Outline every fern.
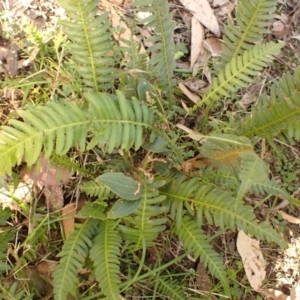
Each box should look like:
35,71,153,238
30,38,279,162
175,215,230,295
219,0,278,69
0,91,154,175
119,180,167,251
193,42,284,113
133,0,176,103
237,152,290,203
58,0,116,91
90,219,122,299
79,180,111,199
235,66,300,140
163,178,286,248
155,276,186,300
53,218,99,300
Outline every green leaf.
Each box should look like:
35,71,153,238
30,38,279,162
97,172,144,200
108,199,142,219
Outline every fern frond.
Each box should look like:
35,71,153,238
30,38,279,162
53,219,99,300
79,180,111,199
0,91,154,175
119,180,167,251
0,101,88,174
237,152,290,203
133,0,175,103
90,219,122,300
199,134,253,169
155,276,186,300
163,179,285,247
235,66,300,140
175,215,229,294
219,0,277,69
76,199,107,220
58,0,116,91
193,42,284,112
0,228,15,271
85,90,154,153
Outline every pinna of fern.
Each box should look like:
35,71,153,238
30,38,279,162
58,0,117,92
219,0,278,69
0,91,154,175
133,0,176,104
235,65,300,141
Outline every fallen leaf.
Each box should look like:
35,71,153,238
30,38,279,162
272,20,291,39
237,230,266,291
195,262,214,296
44,185,64,212
179,0,220,37
183,79,207,92
278,210,300,224
258,288,289,300
26,156,72,188
176,124,205,141
62,203,76,240
178,82,199,104
213,0,229,6
190,16,204,67
203,37,224,56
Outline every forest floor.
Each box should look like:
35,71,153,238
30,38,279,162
1,0,300,299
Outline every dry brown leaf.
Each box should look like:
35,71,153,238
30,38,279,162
278,210,300,224
213,0,228,5
176,124,205,141
62,203,76,240
178,82,199,104
26,156,72,188
203,37,224,56
36,260,58,280
258,288,289,300
195,262,215,296
44,185,64,212
272,20,291,39
190,16,204,67
237,230,266,291
179,0,220,37
183,79,207,92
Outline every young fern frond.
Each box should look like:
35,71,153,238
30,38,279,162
119,180,167,251
0,91,154,175
199,134,254,169
53,219,99,300
175,215,230,295
90,219,122,300
58,0,116,91
133,0,176,103
193,42,284,112
235,66,300,140
155,276,186,300
219,0,277,69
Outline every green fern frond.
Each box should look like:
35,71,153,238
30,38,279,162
237,152,290,203
53,219,99,300
119,180,167,251
76,199,107,220
163,179,285,247
175,215,229,295
193,42,284,113
90,219,122,300
79,181,111,199
235,66,300,140
58,0,116,91
133,0,175,103
219,0,277,69
0,91,154,175
155,276,186,300
0,228,15,271
85,91,154,153
0,101,88,174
